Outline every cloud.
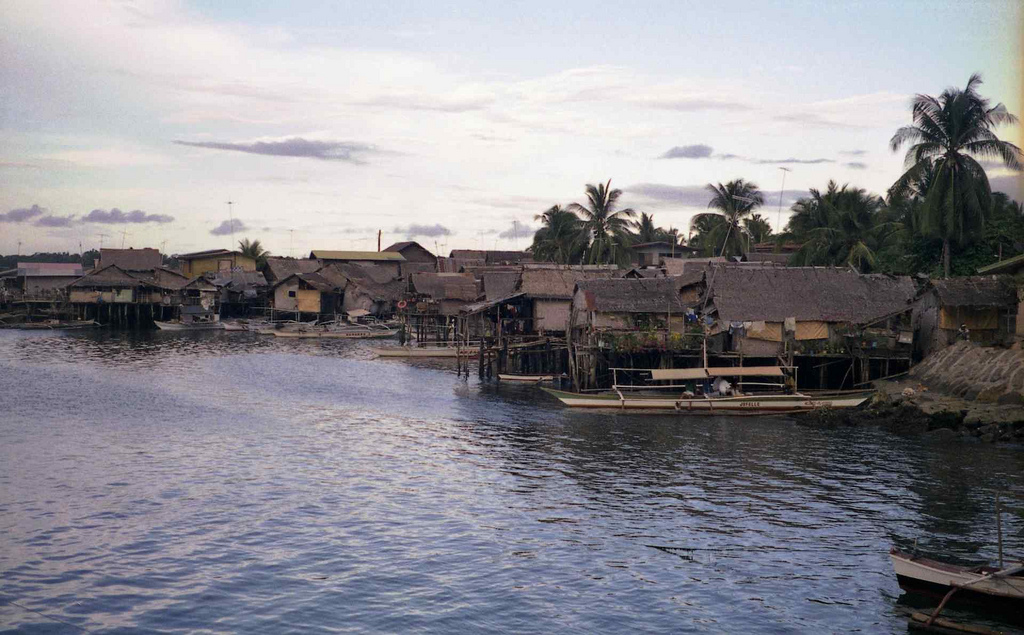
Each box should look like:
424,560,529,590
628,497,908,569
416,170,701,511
354,93,494,113
0,204,47,223
754,157,834,165
174,137,377,163
626,183,714,207
773,113,864,129
35,215,75,227
709,152,833,164
844,162,868,170
0,161,40,169
394,223,451,238
639,98,752,112
660,144,714,159
498,224,537,239
627,183,802,209
840,149,867,156
990,175,1024,201
83,208,174,224
210,219,248,236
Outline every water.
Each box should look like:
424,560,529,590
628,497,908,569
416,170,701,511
1,330,1022,634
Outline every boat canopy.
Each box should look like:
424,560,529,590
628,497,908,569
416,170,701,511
649,366,786,380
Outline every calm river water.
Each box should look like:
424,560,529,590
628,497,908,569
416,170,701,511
1,330,1022,633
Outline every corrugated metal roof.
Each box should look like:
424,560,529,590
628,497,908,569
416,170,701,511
310,250,406,262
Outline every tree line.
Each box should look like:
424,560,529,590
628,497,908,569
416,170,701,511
530,74,1022,277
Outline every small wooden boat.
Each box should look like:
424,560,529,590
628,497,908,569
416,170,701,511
8,319,99,330
541,365,872,414
273,326,398,339
154,320,225,331
373,345,478,358
891,549,1024,608
498,374,561,383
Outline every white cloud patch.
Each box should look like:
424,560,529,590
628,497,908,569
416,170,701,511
393,223,452,238
84,208,174,224
211,219,248,236
174,138,377,163
35,215,75,227
0,204,47,223
660,144,714,159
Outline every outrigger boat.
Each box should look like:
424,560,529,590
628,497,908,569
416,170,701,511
498,373,564,383
373,343,479,358
891,549,1024,608
273,323,398,339
541,365,873,415
154,320,224,331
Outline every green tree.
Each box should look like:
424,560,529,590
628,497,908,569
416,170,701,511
890,73,1022,277
567,180,637,265
743,213,773,244
688,180,765,257
530,205,584,264
787,181,896,272
238,238,270,268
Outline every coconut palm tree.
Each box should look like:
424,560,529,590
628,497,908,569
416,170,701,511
890,73,1022,277
238,238,270,268
530,205,584,264
787,181,896,272
632,212,660,244
567,180,637,265
743,213,773,244
688,180,765,257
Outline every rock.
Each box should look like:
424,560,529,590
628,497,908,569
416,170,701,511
979,423,1000,436
923,427,958,442
963,413,984,427
980,433,998,443
976,385,1008,403
996,391,1024,406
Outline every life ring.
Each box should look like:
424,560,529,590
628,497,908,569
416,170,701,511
397,300,408,309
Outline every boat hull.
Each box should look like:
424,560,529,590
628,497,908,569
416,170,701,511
890,550,1024,604
499,374,558,383
273,329,398,339
540,387,872,414
373,347,476,358
154,321,224,331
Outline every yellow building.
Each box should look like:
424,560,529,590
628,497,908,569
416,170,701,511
177,249,257,277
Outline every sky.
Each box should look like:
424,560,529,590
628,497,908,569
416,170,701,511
1,0,1022,257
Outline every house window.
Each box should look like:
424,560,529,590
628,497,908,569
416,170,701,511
288,290,296,298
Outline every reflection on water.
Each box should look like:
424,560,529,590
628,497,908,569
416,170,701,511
1,330,1022,633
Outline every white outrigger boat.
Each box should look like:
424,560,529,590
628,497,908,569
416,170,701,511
154,320,224,331
273,323,398,339
373,343,479,358
541,365,872,415
498,373,563,383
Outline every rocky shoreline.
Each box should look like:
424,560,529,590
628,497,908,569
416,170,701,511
806,342,1024,443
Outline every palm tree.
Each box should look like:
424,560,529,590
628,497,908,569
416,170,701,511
238,238,270,268
632,212,660,243
688,180,765,257
787,181,894,272
567,180,637,265
530,205,584,264
890,73,1022,277
743,213,773,244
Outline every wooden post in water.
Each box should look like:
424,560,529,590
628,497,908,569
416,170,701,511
997,492,1004,568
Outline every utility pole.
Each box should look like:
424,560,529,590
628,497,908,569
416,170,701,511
98,233,108,250
777,167,791,234
289,229,294,258
120,228,130,248
17,240,22,256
